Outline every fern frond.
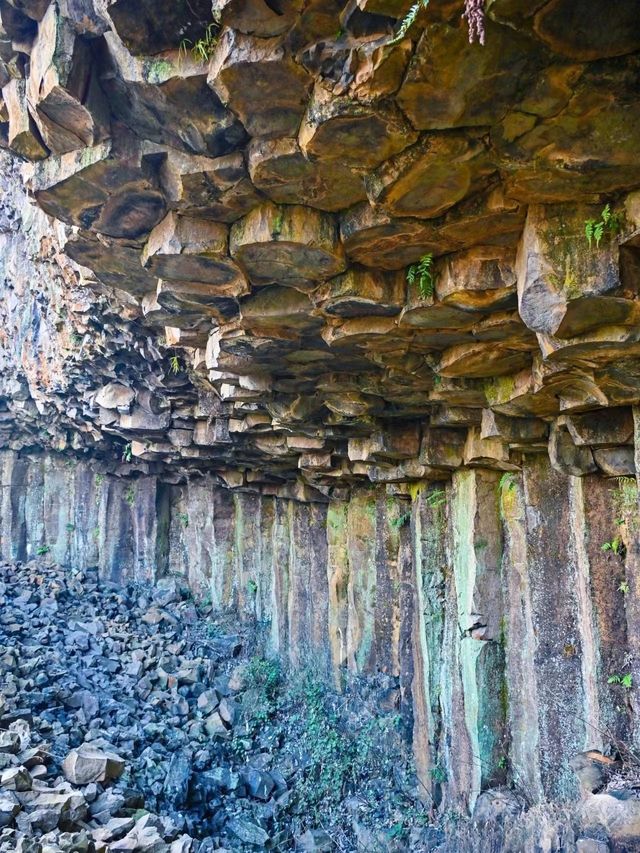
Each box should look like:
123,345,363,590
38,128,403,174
584,219,595,248
390,0,429,44
594,221,604,248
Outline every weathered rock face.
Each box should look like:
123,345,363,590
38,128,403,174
4,446,640,845
2,0,640,843
1,0,640,493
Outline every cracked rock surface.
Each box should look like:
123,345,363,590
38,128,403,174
0,560,424,852
0,1,639,499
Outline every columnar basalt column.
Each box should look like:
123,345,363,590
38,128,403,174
445,469,506,810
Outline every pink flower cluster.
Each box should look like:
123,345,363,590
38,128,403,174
463,0,486,45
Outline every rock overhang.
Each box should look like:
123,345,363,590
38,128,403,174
1,0,640,499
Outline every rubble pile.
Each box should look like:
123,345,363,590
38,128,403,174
0,560,421,852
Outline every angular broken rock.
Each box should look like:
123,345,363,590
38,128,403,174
0,766,31,791
208,29,311,139
581,792,640,844
62,746,125,786
95,382,135,411
0,731,21,755
227,817,269,847
163,751,192,809
570,751,619,794
0,791,19,828
230,201,346,289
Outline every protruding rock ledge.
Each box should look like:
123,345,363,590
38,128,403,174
230,202,346,289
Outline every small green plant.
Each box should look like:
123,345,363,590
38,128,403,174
93,526,100,541
497,755,507,770
602,537,623,556
122,443,133,463
247,578,258,595
244,656,281,723
95,473,105,487
615,477,638,516
407,253,436,299
431,764,447,784
178,512,189,529
391,511,411,530
585,204,623,250
179,21,218,65
124,485,135,507
36,545,51,556
426,488,446,509
390,0,430,44
619,580,630,595
608,673,633,689
65,522,75,532
169,355,181,375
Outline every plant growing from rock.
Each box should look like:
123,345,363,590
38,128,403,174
391,0,486,45
122,443,133,463
179,21,219,64
426,487,446,509
244,656,281,723
431,764,447,783
169,355,181,374
407,253,436,299
391,511,411,529
584,204,623,250
499,472,517,492
36,545,50,556
608,673,633,689
614,477,638,518
390,0,429,43
602,536,624,557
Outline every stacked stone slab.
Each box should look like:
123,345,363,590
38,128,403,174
1,0,640,499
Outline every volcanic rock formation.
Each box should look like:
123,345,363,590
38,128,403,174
2,1,640,849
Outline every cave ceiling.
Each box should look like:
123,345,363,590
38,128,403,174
1,0,640,499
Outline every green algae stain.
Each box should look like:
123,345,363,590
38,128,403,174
484,374,516,406
499,478,518,522
408,481,426,502
452,471,476,630
143,57,175,84
271,209,284,239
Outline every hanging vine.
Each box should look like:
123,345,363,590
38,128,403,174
391,0,486,45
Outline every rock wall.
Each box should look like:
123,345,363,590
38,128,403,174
2,0,640,836
3,447,639,816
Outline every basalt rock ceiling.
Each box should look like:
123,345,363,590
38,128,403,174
2,0,640,500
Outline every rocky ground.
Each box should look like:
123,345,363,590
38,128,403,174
0,561,432,852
